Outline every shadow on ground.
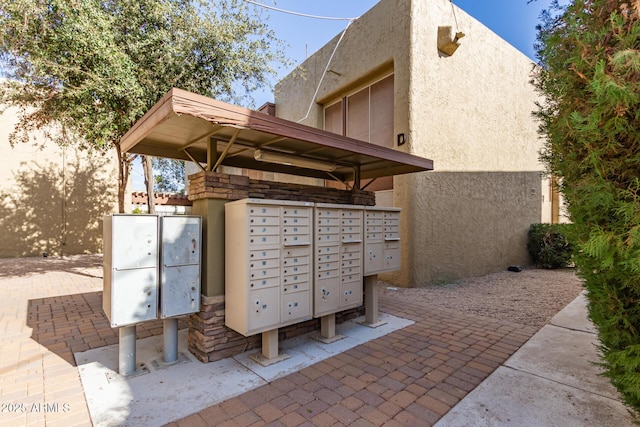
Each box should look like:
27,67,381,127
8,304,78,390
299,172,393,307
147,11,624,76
26,291,189,366
0,254,104,278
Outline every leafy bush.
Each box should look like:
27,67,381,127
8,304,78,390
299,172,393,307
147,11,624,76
534,0,640,415
528,223,573,269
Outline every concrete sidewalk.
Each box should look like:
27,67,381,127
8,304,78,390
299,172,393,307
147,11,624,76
435,292,634,427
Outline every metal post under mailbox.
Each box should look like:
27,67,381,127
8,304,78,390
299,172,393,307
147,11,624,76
159,215,202,364
103,214,160,376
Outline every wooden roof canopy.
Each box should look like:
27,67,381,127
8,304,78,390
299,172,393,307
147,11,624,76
120,88,434,188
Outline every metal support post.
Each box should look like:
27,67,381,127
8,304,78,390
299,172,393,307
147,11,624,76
262,329,279,360
119,325,136,376
365,275,378,324
362,275,387,328
249,328,290,366
321,314,336,339
163,318,179,364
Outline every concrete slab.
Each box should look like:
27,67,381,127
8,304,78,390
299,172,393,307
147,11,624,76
549,291,597,334
234,313,413,382
434,366,634,427
75,312,413,427
505,325,616,399
76,329,265,427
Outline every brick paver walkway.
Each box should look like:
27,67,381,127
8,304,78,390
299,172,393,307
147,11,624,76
0,256,537,427
169,298,537,427
0,256,185,427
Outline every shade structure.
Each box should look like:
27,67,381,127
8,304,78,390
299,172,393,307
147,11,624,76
120,88,434,185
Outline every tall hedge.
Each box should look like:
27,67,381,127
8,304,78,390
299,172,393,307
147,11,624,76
533,0,640,413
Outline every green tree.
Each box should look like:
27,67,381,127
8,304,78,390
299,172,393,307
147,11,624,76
153,157,185,194
533,0,640,413
0,0,286,212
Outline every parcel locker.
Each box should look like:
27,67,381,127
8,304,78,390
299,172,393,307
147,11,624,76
364,207,402,275
103,214,159,327
225,199,313,336
313,204,364,317
160,215,202,319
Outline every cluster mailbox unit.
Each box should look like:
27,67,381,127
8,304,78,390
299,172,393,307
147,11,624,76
314,203,364,317
224,199,314,336
103,214,202,375
364,207,401,275
225,199,402,362
160,216,202,319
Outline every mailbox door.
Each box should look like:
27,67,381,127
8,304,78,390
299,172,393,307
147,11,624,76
162,216,201,267
160,264,200,318
248,288,280,332
365,242,384,274
314,279,340,316
282,291,311,322
110,267,158,327
341,280,362,308
111,215,158,270
384,241,401,271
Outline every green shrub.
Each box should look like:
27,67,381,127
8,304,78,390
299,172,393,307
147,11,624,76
527,223,573,269
534,0,640,415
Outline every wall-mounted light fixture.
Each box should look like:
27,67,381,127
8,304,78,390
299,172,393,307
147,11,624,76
438,26,465,56
254,150,337,172
397,133,406,146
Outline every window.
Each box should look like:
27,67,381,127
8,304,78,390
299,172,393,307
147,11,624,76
324,74,394,191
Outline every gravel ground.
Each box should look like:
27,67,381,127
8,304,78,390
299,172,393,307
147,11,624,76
378,268,584,328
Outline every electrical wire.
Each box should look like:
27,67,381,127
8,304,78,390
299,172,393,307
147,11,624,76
242,0,359,21
296,19,353,123
240,1,360,123
450,0,459,31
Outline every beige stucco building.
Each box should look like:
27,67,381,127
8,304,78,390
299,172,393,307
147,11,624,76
275,0,556,286
0,104,120,258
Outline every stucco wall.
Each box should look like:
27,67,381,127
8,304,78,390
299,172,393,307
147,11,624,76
275,0,546,286
394,0,545,285
392,172,541,285
408,1,541,172
0,104,120,258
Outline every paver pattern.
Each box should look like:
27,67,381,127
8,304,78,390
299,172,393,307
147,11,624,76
168,298,537,426
0,256,537,427
0,256,185,427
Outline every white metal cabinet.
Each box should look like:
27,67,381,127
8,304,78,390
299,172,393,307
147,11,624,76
313,204,364,317
103,214,159,327
225,199,313,336
364,207,402,275
160,216,202,318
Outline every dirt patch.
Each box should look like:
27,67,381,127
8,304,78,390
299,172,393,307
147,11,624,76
378,268,584,328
